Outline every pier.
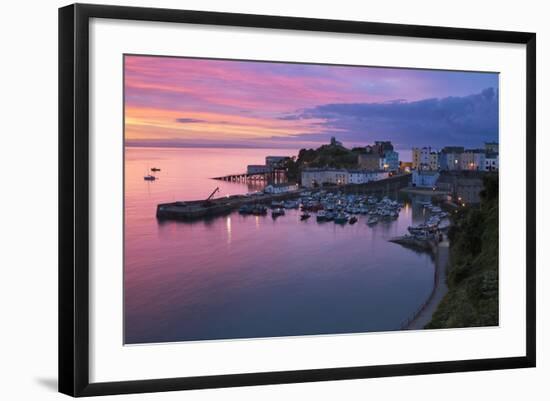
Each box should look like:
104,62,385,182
156,190,302,221
212,168,286,182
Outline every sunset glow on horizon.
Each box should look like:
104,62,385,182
124,55,499,151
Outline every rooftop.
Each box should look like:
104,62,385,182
302,167,348,172
347,169,387,174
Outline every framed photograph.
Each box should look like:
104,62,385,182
59,3,536,397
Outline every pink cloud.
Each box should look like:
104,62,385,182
124,55,498,146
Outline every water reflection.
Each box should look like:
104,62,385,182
225,216,232,245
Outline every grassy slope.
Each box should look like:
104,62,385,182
426,175,499,329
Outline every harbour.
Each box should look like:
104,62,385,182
156,173,411,221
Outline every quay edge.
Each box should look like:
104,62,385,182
156,191,302,221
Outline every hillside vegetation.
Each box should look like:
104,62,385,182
286,144,363,181
426,174,499,329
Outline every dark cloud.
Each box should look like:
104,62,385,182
278,88,498,149
278,114,302,121
175,117,205,123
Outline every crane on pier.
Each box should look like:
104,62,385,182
202,187,220,206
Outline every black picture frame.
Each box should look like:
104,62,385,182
59,3,536,397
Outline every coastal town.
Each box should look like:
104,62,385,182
207,136,498,204
156,137,498,218
156,136,498,248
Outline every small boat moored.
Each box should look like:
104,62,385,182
316,211,327,222
271,208,285,218
334,213,349,224
251,205,268,215
239,205,253,214
283,200,299,209
367,216,378,226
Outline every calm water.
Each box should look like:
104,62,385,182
124,147,434,344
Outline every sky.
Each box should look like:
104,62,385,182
124,55,499,157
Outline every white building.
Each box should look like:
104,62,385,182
412,147,433,170
438,146,464,171
412,170,440,188
301,168,388,188
301,169,349,188
430,151,439,171
460,149,486,171
380,150,399,172
264,183,298,194
484,154,499,171
347,170,389,184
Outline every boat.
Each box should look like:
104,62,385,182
251,205,267,215
239,205,253,214
407,224,438,235
144,175,156,181
300,212,311,220
283,200,299,209
334,213,349,224
316,211,327,222
349,216,358,224
271,208,285,218
302,202,323,212
151,167,161,172
426,217,440,227
367,216,378,226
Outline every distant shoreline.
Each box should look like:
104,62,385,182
125,143,302,150
124,143,414,162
